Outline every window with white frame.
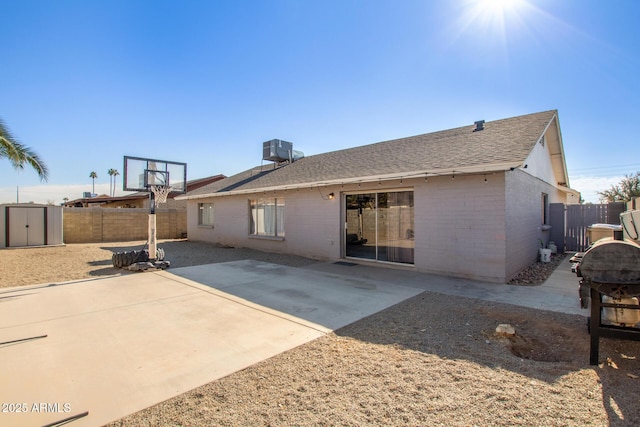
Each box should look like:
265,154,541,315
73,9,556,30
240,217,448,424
198,202,214,227
541,193,549,225
249,198,285,237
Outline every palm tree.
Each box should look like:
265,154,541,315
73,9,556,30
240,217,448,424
112,169,120,196
0,118,49,181
108,168,115,197
89,171,97,195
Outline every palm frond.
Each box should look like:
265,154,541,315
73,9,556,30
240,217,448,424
0,118,49,181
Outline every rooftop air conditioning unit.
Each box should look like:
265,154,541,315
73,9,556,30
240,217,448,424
263,139,304,163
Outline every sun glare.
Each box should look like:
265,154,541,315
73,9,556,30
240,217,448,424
474,0,526,25
440,0,533,73
453,0,529,44
483,0,517,14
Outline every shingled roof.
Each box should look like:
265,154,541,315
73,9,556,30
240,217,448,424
180,110,560,199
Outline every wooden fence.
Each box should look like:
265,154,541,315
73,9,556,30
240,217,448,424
559,202,625,252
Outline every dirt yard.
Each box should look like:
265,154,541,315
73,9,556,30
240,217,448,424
2,241,640,426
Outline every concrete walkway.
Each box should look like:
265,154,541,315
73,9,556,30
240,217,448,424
0,255,582,427
304,254,585,316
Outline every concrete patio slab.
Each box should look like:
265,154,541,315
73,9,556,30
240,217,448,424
302,254,585,316
169,259,425,330
0,260,424,427
0,255,584,427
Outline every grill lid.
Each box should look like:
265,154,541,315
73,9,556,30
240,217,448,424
578,239,640,297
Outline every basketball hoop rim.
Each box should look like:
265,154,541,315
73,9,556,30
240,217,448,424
150,184,173,204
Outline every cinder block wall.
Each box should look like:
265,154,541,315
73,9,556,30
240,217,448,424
504,169,567,280
63,208,186,243
414,173,507,283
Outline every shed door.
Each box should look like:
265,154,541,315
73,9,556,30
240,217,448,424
9,207,46,247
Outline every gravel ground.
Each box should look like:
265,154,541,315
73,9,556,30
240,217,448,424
508,253,567,286
0,240,318,289
2,241,640,426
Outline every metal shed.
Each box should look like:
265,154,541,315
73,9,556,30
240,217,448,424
0,204,63,248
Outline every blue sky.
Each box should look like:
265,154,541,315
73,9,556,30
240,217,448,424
1,0,639,204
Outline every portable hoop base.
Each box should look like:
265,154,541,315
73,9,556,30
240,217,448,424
129,211,170,270
125,259,170,271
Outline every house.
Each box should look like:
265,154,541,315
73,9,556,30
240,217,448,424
64,175,226,209
177,110,579,283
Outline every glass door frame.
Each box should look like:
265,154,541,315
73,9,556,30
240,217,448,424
342,187,415,266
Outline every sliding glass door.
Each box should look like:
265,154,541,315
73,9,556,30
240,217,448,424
345,193,377,260
345,191,414,264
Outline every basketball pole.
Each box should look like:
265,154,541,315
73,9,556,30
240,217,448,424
148,191,157,260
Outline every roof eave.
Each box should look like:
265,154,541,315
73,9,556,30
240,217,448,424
547,112,571,188
176,161,524,200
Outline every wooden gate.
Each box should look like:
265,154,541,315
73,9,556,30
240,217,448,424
560,202,625,252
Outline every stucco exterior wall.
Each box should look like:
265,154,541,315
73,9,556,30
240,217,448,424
504,169,567,280
524,135,556,185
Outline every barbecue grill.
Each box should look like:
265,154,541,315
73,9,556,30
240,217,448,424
576,238,640,365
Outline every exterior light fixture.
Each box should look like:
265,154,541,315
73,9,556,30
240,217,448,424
328,193,334,200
